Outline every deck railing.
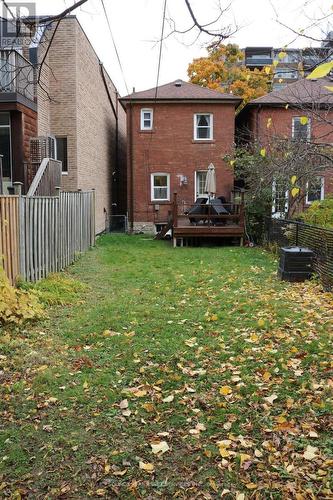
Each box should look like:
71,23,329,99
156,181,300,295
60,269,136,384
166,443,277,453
27,158,62,197
0,49,36,100
172,191,245,228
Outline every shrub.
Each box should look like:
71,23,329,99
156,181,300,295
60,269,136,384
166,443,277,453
300,196,333,229
0,267,44,325
20,273,88,306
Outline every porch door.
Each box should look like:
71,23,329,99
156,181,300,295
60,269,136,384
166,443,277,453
195,170,208,200
272,180,289,218
0,112,12,194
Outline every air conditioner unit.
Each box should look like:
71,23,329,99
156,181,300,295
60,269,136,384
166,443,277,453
30,135,57,164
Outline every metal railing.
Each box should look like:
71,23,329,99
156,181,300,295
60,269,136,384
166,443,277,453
0,49,36,100
265,217,333,290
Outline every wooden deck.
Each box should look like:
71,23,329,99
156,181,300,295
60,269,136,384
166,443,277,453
157,191,245,246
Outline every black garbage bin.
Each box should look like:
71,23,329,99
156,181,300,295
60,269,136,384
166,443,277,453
278,246,314,282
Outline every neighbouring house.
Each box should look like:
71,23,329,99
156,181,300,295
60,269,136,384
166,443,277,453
0,16,126,233
243,40,333,90
120,79,242,234
237,76,333,216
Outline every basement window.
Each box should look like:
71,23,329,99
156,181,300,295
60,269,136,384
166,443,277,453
292,117,311,141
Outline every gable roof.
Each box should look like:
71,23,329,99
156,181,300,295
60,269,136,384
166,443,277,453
120,80,242,105
247,77,333,107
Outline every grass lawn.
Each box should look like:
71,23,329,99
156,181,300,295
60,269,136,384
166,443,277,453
0,234,332,499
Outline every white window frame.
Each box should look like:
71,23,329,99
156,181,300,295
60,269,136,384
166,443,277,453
272,179,289,218
151,173,170,201
140,108,153,130
194,113,213,141
194,170,208,199
292,116,311,141
306,177,324,204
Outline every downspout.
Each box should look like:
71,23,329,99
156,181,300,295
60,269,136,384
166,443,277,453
129,101,134,232
99,63,119,212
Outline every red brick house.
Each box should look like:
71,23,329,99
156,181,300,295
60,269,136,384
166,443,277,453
237,77,333,215
120,80,241,233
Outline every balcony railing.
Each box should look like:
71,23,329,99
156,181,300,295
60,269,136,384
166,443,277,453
0,49,36,101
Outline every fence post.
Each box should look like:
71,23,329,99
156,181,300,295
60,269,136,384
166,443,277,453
173,192,178,228
91,188,96,246
13,181,23,196
295,222,299,246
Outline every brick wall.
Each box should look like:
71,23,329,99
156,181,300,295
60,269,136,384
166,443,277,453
36,17,126,234
243,107,333,198
126,102,236,230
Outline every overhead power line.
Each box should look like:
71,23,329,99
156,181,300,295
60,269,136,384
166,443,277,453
100,0,130,96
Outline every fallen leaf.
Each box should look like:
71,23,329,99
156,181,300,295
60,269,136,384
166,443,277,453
151,441,169,454
264,394,278,405
219,386,232,396
139,461,155,473
303,445,318,460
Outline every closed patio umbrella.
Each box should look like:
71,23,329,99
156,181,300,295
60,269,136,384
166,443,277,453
204,163,216,201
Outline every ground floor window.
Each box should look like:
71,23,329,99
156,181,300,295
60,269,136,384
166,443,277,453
195,170,208,199
151,173,170,201
56,136,68,172
306,177,324,204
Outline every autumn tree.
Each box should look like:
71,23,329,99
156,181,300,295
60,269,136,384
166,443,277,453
187,43,270,107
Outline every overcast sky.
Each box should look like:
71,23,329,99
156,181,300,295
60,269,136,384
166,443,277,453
28,0,333,95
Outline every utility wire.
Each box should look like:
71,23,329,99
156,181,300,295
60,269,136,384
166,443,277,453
154,0,168,98
100,0,130,96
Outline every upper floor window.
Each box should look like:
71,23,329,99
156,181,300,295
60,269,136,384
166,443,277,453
194,113,213,140
292,116,311,141
141,108,153,130
151,173,170,201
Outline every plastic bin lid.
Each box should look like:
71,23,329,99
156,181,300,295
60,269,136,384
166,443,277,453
281,246,313,253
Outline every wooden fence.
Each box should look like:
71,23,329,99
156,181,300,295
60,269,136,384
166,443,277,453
0,196,20,283
0,191,95,284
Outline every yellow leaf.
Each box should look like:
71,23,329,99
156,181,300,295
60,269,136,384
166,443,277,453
219,386,232,396
139,461,155,473
273,60,279,67
209,478,218,492
300,116,308,125
325,86,333,92
291,187,300,198
266,117,272,129
249,333,259,343
262,371,271,382
134,389,147,397
239,453,251,466
246,482,258,489
278,51,287,60
211,314,218,321
257,318,265,328
95,489,106,497
264,66,271,74
291,175,297,185
104,464,111,474
303,445,318,460
229,160,235,166
151,441,169,454
113,469,127,476
83,380,89,389
306,61,333,79
219,446,230,458
260,148,266,157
